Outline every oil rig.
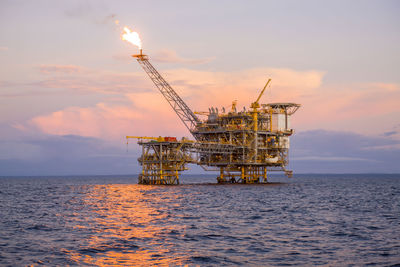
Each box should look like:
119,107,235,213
127,50,300,185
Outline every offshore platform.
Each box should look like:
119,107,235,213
127,50,300,185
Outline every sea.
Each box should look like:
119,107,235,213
0,174,399,266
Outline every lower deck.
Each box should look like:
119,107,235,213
136,140,292,185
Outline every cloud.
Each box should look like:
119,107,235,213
3,129,399,176
162,67,323,104
2,65,150,97
0,46,8,51
290,130,400,173
0,141,43,161
29,65,400,136
152,49,215,65
32,66,152,95
383,130,398,137
38,64,83,74
26,66,323,140
31,102,143,139
287,82,400,135
11,62,399,145
29,92,186,140
0,80,70,98
381,124,400,138
0,135,139,176
362,144,400,151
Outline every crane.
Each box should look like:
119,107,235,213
132,50,200,135
250,78,271,110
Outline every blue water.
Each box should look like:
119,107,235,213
0,174,399,266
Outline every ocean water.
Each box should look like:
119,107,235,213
0,174,399,266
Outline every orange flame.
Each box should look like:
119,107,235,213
121,26,142,50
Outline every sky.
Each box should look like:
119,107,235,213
0,0,399,175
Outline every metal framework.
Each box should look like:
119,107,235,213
136,139,195,185
128,51,300,185
133,51,200,133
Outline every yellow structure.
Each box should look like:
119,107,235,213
127,52,300,184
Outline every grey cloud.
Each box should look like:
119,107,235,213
1,129,399,176
0,135,139,176
383,130,398,137
290,130,400,173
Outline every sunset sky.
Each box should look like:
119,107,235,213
0,0,399,175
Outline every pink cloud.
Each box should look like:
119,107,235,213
28,67,324,140
39,64,83,74
30,92,187,140
28,65,399,140
291,82,400,134
32,102,141,139
160,67,324,112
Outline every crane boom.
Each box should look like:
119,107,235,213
255,78,271,104
132,52,200,133
250,78,271,110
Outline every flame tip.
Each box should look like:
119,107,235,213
121,25,142,50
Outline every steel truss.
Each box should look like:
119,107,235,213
130,53,300,185
134,54,200,133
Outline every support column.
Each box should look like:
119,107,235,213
159,144,163,184
263,167,267,183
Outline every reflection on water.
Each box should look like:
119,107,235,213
1,175,399,266
65,185,185,266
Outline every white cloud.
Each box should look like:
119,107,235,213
361,144,400,151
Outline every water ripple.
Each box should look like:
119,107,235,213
0,174,399,266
